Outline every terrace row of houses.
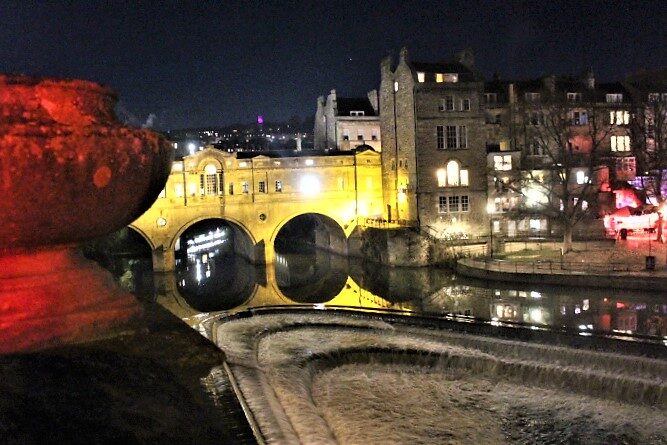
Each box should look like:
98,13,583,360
314,47,667,243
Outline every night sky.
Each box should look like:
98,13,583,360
2,1,665,130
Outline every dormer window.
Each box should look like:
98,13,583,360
350,111,365,116
435,73,458,83
417,72,425,83
567,92,582,102
606,94,623,103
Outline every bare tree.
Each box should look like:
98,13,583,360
503,100,615,253
630,96,667,206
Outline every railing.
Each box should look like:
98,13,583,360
465,257,646,274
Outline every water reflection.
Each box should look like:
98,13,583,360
109,248,667,341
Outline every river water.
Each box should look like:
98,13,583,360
99,244,667,343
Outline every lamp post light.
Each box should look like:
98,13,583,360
487,203,495,258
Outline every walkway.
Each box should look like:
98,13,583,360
457,235,667,292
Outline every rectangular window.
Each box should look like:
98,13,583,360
448,196,460,212
606,94,623,103
438,196,447,213
437,126,445,149
494,155,512,171
436,73,444,83
342,129,349,141
459,126,467,148
371,129,378,140
242,181,249,193
417,72,425,83
529,139,543,156
484,93,497,105
439,95,454,111
446,126,457,149
572,111,588,125
228,183,234,195
460,195,469,212
567,92,582,102
258,181,266,193
610,110,630,125
275,180,282,192
357,132,364,140
611,135,631,152
460,169,469,186
461,98,471,111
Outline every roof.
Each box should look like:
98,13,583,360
411,61,477,82
336,97,376,116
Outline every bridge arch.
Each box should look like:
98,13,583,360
171,216,257,262
127,224,157,251
271,212,348,255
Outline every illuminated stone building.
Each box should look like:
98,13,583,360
379,47,488,235
314,89,381,152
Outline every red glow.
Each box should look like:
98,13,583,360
616,302,627,309
614,189,642,209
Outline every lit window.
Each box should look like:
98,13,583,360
529,219,542,230
611,135,631,152
436,168,447,187
305,159,314,166
575,170,589,184
610,110,629,125
460,169,469,186
606,94,623,103
436,73,444,83
567,92,582,102
394,81,399,92
494,155,512,171
202,163,220,195
447,162,459,186
417,72,425,83
442,73,458,83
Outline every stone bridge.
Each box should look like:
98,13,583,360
130,147,383,271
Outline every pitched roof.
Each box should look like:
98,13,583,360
336,97,377,116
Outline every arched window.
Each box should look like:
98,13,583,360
436,161,469,187
200,163,222,196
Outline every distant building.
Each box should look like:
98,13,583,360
314,89,381,152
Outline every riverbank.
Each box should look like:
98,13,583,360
458,234,667,291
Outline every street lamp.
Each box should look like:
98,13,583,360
487,203,495,258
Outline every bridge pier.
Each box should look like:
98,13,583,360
152,246,176,273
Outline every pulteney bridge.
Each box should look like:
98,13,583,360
130,147,383,272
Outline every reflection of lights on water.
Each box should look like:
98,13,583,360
582,299,589,311
195,261,202,283
578,324,593,330
186,229,228,254
574,305,581,314
530,291,541,299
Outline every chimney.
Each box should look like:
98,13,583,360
367,89,379,114
543,75,556,93
399,46,409,64
583,68,595,89
455,48,475,69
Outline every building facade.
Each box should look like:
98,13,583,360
314,89,381,152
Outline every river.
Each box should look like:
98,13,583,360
96,244,667,343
